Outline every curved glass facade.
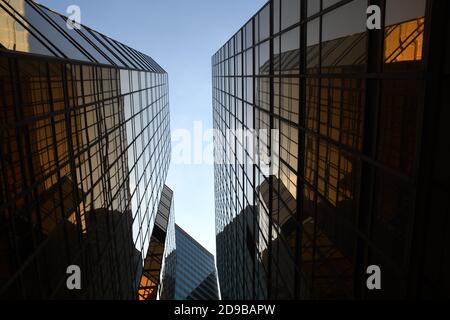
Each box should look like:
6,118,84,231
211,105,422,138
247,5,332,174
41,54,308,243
0,0,170,299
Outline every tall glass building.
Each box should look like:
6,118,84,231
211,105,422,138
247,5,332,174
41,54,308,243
138,185,174,300
160,225,219,300
0,0,171,299
213,0,449,299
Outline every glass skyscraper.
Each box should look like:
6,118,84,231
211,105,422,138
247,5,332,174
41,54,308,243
160,225,219,300
213,0,449,299
0,0,171,299
138,185,174,300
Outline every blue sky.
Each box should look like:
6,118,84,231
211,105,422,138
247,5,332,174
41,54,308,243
38,0,267,254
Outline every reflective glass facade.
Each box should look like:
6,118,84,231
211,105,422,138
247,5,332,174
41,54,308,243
138,185,174,300
160,225,219,300
0,0,171,299
213,0,450,299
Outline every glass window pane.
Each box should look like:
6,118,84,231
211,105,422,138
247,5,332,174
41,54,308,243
385,0,426,26
323,0,341,9
38,7,109,64
0,4,54,56
105,36,140,69
281,26,300,53
281,0,300,31
306,18,320,72
384,0,425,67
258,40,270,75
322,0,367,42
273,0,280,34
322,0,367,71
79,27,125,67
307,0,320,17
245,20,253,49
113,40,147,70
20,0,89,61
133,49,155,71
259,4,270,41
91,30,133,69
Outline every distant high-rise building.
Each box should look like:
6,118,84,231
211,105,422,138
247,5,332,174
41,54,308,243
0,0,171,299
138,185,174,300
213,0,449,299
160,225,219,300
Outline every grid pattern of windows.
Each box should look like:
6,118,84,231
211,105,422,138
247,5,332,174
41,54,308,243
158,211,176,300
0,0,164,72
0,0,170,299
138,185,174,300
213,0,448,299
160,225,219,300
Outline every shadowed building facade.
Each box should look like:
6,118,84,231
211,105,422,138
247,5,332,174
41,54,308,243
160,225,219,300
213,0,449,299
0,0,171,299
137,185,174,300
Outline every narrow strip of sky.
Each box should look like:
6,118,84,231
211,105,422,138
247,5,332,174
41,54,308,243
38,0,268,254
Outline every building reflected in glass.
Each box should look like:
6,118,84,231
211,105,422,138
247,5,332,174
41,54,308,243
0,0,170,299
213,0,449,299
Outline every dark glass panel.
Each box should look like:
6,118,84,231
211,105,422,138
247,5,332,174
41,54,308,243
18,0,89,61
258,40,270,75
106,36,141,69
319,77,363,150
307,0,320,17
281,26,300,54
306,18,320,73
235,30,242,54
377,80,422,176
322,0,367,42
322,0,367,72
314,193,356,298
280,76,299,123
273,0,280,34
78,26,125,67
259,4,270,42
114,40,147,70
281,0,300,31
323,0,341,9
91,30,134,69
38,6,109,64
245,20,253,50
0,7,53,56
385,0,426,26
0,1,56,56
372,170,414,266
305,77,319,131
